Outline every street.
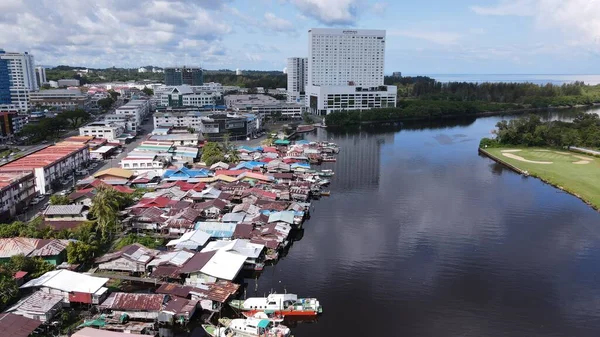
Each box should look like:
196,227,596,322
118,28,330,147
16,117,154,223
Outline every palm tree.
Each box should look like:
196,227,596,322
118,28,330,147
90,186,128,240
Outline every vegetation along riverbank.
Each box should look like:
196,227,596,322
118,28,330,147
479,113,600,210
326,77,600,126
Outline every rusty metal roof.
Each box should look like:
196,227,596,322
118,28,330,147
100,292,166,311
0,313,42,337
179,250,216,273
0,238,69,258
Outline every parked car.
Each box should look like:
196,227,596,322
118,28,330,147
75,169,88,176
30,198,41,205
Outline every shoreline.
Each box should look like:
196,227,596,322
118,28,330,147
326,103,599,127
479,147,599,212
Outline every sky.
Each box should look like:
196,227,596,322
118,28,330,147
1,0,599,74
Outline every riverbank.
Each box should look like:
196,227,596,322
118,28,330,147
480,147,600,210
325,102,600,127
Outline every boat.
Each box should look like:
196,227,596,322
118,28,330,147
229,293,323,318
320,191,330,196
317,169,334,177
317,179,330,186
321,156,337,162
241,311,284,323
216,317,291,337
201,324,225,337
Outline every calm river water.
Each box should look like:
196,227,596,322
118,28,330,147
231,107,600,337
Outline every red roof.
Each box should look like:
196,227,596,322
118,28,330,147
135,196,173,208
217,169,249,177
0,143,88,171
113,186,135,194
262,146,278,153
13,271,28,279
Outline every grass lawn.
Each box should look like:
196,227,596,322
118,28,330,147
485,147,600,209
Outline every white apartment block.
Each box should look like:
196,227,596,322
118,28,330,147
115,99,150,127
287,57,307,103
153,111,204,129
305,28,396,115
0,51,38,112
35,66,47,87
29,89,88,111
0,171,36,220
101,114,137,133
79,122,125,141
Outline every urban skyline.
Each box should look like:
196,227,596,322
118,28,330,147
0,1,599,73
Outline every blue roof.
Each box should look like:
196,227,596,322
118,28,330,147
291,162,311,169
257,319,270,328
163,167,211,180
195,222,236,238
295,140,310,145
233,161,265,170
237,145,263,152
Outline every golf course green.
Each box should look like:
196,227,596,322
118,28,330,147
484,148,600,209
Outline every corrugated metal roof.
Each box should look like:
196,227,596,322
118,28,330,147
200,250,246,281
100,292,166,311
96,243,158,264
179,251,216,273
165,230,211,250
147,250,195,268
6,290,63,316
0,238,69,258
72,327,148,337
0,313,42,337
93,168,133,179
21,270,109,294
44,205,85,216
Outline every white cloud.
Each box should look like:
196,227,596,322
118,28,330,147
471,0,600,50
389,30,463,46
289,0,360,25
371,2,388,15
0,0,233,68
263,12,295,31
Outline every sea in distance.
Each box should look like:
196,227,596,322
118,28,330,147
402,73,600,85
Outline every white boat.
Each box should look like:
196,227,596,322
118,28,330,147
229,293,323,318
218,317,291,337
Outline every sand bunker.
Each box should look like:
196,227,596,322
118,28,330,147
573,161,590,164
534,149,551,152
502,151,553,164
501,149,523,153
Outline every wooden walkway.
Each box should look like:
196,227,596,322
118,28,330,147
93,272,164,285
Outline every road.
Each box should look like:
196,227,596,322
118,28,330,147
17,117,154,222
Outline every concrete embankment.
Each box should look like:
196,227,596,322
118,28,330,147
478,148,527,175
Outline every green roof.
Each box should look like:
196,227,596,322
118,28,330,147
257,319,270,328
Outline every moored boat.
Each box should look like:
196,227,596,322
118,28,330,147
229,293,323,318
202,324,225,337
320,191,330,196
241,311,284,323
218,317,291,337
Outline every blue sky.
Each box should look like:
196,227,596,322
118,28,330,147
1,0,599,73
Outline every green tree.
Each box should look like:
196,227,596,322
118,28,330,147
115,234,164,249
0,271,19,309
89,186,130,240
50,195,71,205
201,142,225,165
59,109,90,128
108,90,120,101
97,97,114,110
66,241,98,264
142,86,154,96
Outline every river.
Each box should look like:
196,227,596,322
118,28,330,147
221,106,600,337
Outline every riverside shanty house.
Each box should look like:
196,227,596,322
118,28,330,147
156,281,240,312
5,290,63,322
99,292,197,324
95,243,159,274
43,205,90,230
179,249,247,285
20,270,109,305
0,238,70,265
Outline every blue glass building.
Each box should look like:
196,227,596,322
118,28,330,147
0,50,11,105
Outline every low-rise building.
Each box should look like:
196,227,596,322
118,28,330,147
0,171,36,221
57,79,80,87
0,313,42,337
155,85,221,108
95,243,158,273
5,290,63,322
148,132,202,146
199,112,259,141
115,99,150,126
29,89,88,111
101,114,138,134
79,121,125,141
306,84,397,115
153,111,205,130
43,205,89,230
0,237,69,265
0,142,90,194
225,94,304,120
20,270,110,305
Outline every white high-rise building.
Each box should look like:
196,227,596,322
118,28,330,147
287,57,308,103
35,66,46,87
305,28,396,115
0,51,39,112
